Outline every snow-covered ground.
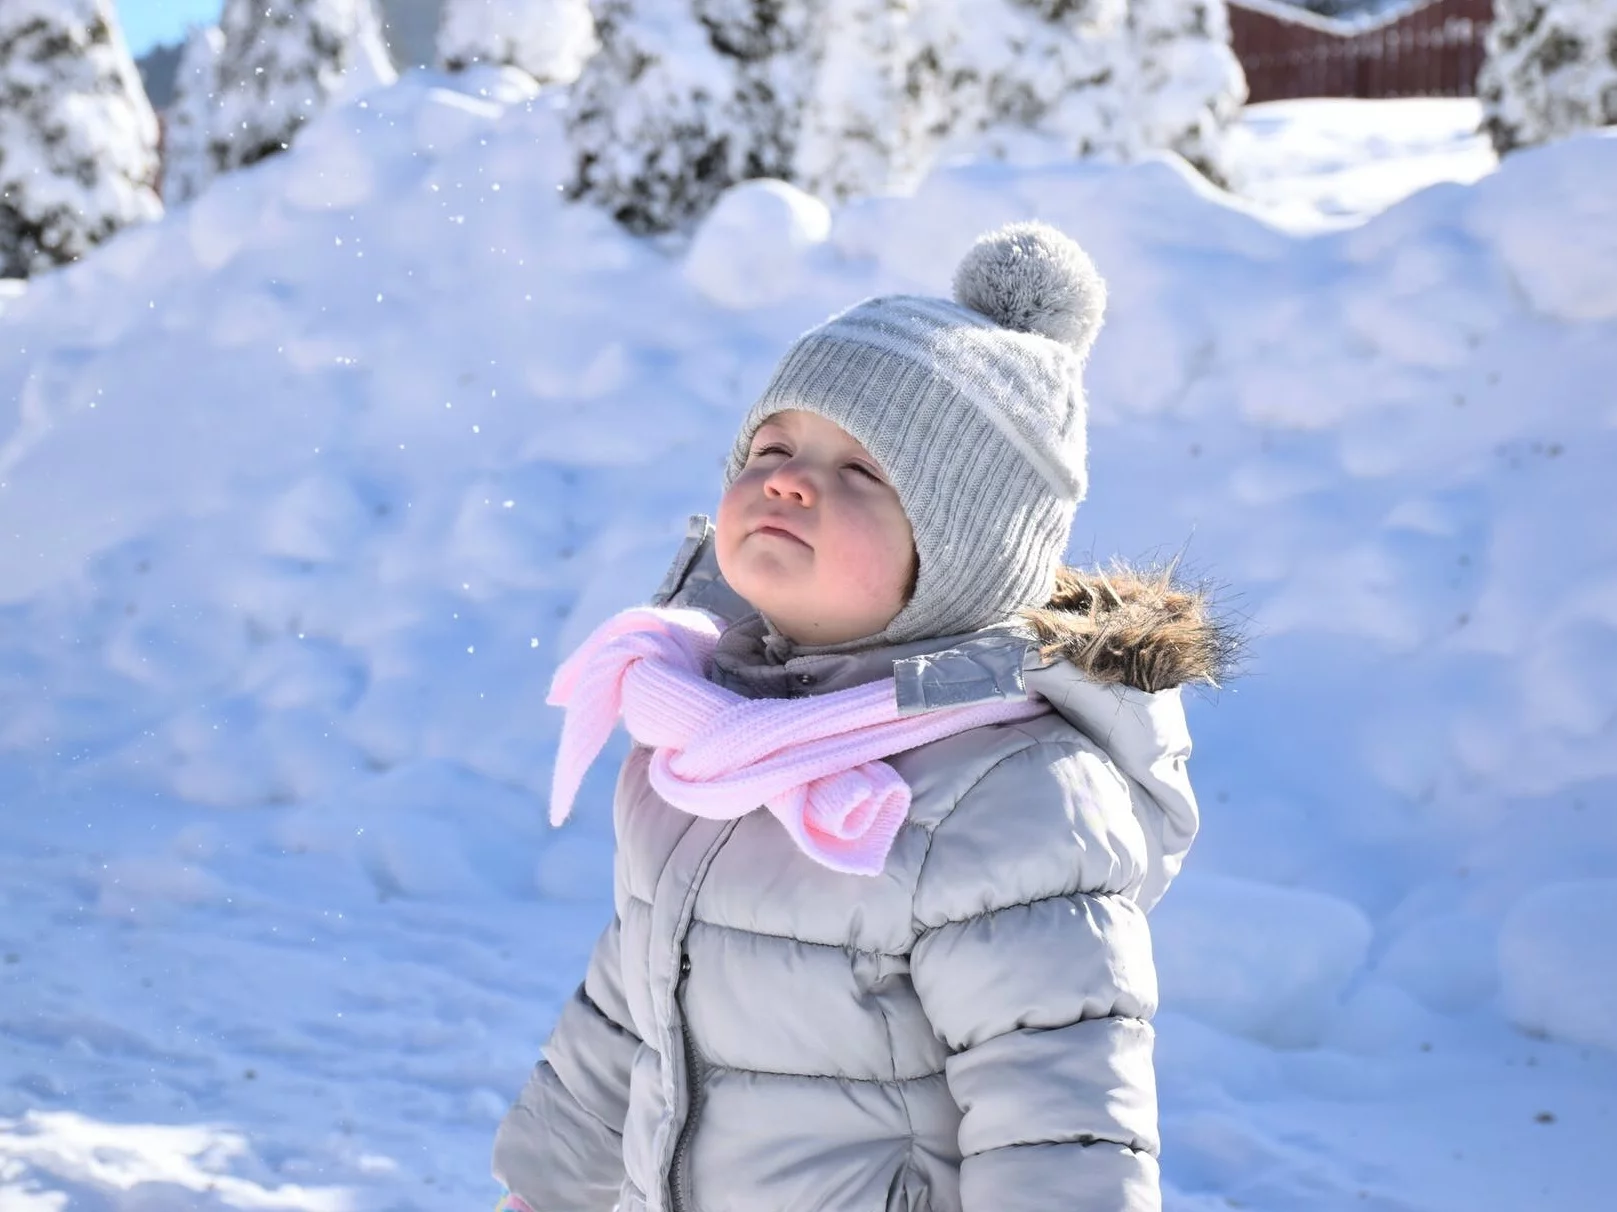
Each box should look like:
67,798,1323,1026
1229,98,1497,232
1,80,1613,1210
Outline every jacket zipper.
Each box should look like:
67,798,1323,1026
668,967,705,1212
664,820,737,1212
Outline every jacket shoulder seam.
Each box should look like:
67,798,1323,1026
910,730,1104,935
685,915,910,959
964,1134,1157,1159
701,1061,947,1085
917,886,1134,933
913,729,1050,851
910,735,1042,936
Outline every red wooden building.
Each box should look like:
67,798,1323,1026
1228,0,1495,102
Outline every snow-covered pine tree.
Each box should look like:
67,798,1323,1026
210,0,397,175
796,0,930,201
902,0,1132,171
904,0,1244,183
566,0,820,235
0,0,162,278
1122,0,1247,184
1479,0,1617,154
569,0,1243,232
162,24,225,205
911,0,1125,171
376,0,443,70
436,0,597,84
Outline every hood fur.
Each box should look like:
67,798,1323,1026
1020,565,1239,694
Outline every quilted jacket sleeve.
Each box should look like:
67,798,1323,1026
493,913,641,1212
909,736,1163,1212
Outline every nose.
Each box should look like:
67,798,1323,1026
764,457,816,506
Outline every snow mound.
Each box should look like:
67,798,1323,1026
684,179,832,310
1375,911,1498,1015
1153,875,1373,1048
0,1111,351,1211
1500,879,1617,1053
1465,130,1617,322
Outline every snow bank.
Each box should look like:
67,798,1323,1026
684,179,832,310
1,76,1615,1208
0,1111,351,1210
1375,910,1498,1015
1500,880,1617,1053
1466,131,1617,321
1229,98,1496,232
1153,874,1372,1047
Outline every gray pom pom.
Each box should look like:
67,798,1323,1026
952,221,1106,358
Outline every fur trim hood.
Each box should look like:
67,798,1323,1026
650,513,1239,696
649,515,1212,913
1020,565,1240,694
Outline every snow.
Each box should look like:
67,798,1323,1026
1480,0,1617,154
1,77,1615,1210
1231,0,1422,30
794,0,922,200
1230,97,1497,232
1465,136,1617,322
683,179,832,310
1122,0,1247,183
0,1111,353,1210
1375,910,1498,1014
906,0,1245,188
569,0,1244,233
162,24,226,206
565,0,810,234
0,0,163,277
209,0,398,177
1152,874,1373,1048
1500,880,1617,1054
435,0,596,84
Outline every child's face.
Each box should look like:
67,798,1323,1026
716,410,916,646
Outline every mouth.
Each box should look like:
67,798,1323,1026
752,521,810,548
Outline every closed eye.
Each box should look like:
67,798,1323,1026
845,463,881,480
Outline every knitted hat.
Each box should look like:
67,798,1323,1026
723,220,1107,647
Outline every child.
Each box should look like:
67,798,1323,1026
494,221,1229,1212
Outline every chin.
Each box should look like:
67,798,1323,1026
753,594,810,631
739,586,822,638
724,556,800,610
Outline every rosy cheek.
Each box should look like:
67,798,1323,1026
714,486,749,560
852,531,900,591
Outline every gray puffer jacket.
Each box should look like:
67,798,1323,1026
496,524,1226,1212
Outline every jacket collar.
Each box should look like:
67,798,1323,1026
709,611,1036,711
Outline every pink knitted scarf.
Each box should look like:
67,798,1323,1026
547,607,1047,876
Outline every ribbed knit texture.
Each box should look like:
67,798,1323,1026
722,223,1105,647
546,607,1048,875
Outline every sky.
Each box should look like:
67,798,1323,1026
116,0,221,56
